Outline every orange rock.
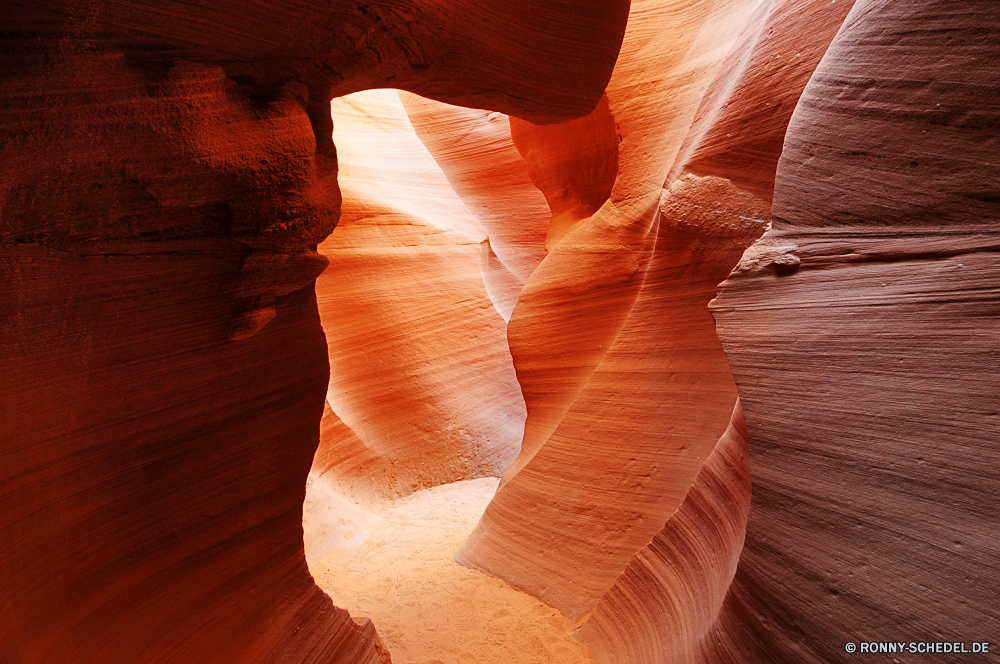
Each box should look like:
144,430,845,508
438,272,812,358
313,90,525,501
459,0,772,620
0,0,627,659
575,400,752,664
508,93,619,251
401,95,551,287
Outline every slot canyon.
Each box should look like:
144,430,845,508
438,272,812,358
1,0,997,662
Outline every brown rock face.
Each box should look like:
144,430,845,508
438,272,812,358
0,1,628,661
669,0,857,202
709,1,1000,661
5,0,629,125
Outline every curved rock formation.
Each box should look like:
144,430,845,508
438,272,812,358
458,0,867,651
401,94,552,287
5,0,998,661
0,1,628,660
6,0,629,125
458,0,772,621
312,90,524,501
668,0,856,202
508,93,619,251
459,175,768,621
575,400,752,664
709,0,1000,661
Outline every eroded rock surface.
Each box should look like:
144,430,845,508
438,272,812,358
576,401,752,664
4,0,998,662
0,1,628,661
311,90,525,502
458,0,775,623
710,1,1000,661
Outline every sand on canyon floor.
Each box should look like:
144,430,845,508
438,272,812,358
308,477,596,664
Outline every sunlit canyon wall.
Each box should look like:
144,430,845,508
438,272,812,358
1,0,997,663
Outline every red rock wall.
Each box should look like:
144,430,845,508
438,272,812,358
0,248,384,663
457,0,772,621
0,0,628,659
0,51,376,664
709,1,1000,661
6,0,629,125
6,0,997,661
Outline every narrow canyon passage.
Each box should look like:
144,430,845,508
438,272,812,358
2,1,997,662
307,478,596,664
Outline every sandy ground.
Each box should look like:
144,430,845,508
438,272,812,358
307,477,597,664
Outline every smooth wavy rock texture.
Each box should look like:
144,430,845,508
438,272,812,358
401,94,552,287
710,1,1000,661
457,0,773,621
0,0,627,660
311,90,525,501
5,0,999,661
668,0,857,201
575,400,752,664
459,174,769,621
0,52,382,664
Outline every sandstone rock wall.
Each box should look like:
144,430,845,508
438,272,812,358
708,1,1000,660
575,401,752,664
0,1,628,660
457,1,884,659
4,0,998,661
457,0,773,622
311,90,525,502
401,94,552,289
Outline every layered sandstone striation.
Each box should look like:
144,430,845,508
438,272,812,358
309,90,525,503
401,94,551,291
0,52,382,664
708,1,1000,661
575,401,752,664
458,0,777,624
4,0,998,662
668,0,856,202
0,1,628,661
457,0,890,659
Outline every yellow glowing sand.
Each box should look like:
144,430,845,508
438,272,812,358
308,477,596,664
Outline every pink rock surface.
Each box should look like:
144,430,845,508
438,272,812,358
710,1,1000,660
669,0,856,202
